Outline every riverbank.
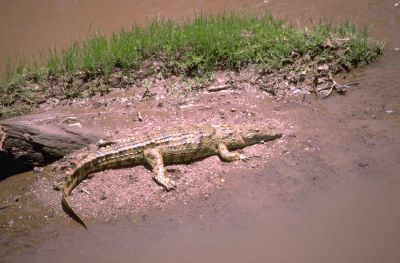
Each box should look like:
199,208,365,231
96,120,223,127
0,13,382,119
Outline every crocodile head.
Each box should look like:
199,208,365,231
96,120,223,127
240,125,282,145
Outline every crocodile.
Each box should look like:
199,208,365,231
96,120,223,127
62,124,282,228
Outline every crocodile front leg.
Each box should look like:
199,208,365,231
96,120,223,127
143,148,176,190
217,143,249,162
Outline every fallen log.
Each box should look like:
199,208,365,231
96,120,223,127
0,112,104,179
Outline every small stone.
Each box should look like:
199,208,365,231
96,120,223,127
100,193,108,201
220,178,225,183
317,64,329,72
272,107,280,112
53,182,62,191
291,88,302,95
137,112,143,122
231,108,237,112
358,161,368,168
68,123,82,128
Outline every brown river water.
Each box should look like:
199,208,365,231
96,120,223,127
1,0,400,262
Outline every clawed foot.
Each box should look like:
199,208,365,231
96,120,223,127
154,176,176,191
239,154,250,162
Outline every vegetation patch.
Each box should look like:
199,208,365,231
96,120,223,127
0,13,383,119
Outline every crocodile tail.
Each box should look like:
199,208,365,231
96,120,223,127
62,194,87,229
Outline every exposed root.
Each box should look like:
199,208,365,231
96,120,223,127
319,76,359,98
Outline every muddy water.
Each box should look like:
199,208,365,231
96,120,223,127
18,177,400,263
1,0,400,262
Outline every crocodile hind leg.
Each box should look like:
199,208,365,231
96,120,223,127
217,143,249,162
143,148,176,190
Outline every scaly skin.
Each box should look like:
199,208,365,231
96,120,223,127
62,124,282,228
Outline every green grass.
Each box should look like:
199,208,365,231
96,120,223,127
0,13,383,118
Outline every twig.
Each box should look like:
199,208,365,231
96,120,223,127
81,188,91,195
0,204,12,211
141,87,155,99
324,83,335,98
154,52,166,63
21,97,36,105
322,78,359,99
207,84,233,92
317,86,333,92
34,167,52,178
0,126,5,151
249,154,264,158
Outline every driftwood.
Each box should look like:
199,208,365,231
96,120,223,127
316,73,360,98
0,112,104,179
